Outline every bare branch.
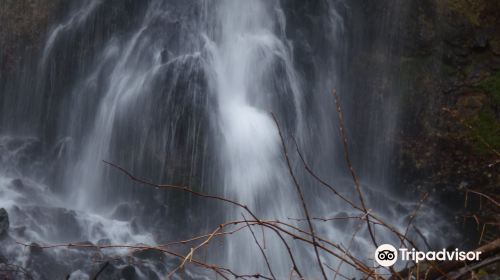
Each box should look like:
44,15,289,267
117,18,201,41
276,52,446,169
332,89,377,248
241,214,276,280
271,113,328,280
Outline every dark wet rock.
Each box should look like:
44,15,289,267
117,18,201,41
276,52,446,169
27,250,72,280
29,207,83,242
132,248,165,260
121,265,137,280
0,208,9,238
9,178,25,191
97,238,111,246
96,263,121,279
144,271,160,280
112,203,133,221
0,253,7,263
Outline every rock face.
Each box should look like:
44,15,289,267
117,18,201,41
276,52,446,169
0,208,9,238
0,0,63,76
121,265,137,280
394,0,500,244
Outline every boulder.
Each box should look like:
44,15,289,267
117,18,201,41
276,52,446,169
132,248,165,260
121,265,137,280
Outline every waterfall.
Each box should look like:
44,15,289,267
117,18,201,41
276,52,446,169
0,1,458,279
202,1,306,275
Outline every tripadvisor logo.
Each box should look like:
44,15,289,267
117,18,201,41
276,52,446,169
374,244,482,267
375,244,398,267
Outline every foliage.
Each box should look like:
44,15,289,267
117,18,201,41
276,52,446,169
477,71,500,106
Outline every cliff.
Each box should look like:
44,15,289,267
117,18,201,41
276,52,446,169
394,0,499,246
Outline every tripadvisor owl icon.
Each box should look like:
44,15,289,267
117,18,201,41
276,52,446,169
375,244,398,267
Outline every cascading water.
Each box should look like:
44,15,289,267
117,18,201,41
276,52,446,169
203,1,307,275
0,1,459,279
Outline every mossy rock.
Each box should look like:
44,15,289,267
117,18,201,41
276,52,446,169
468,108,500,153
476,71,500,106
467,71,500,154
